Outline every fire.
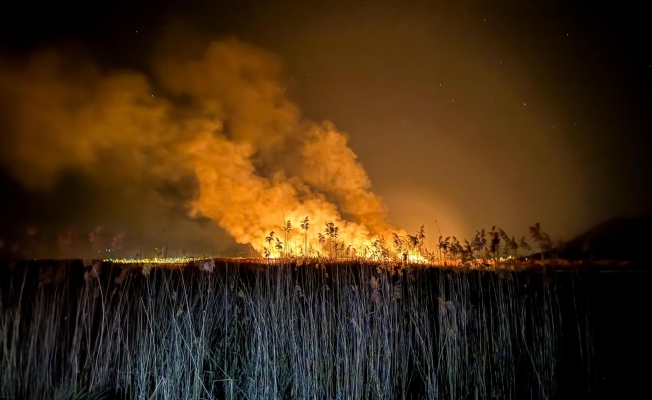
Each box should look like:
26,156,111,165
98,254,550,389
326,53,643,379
407,253,428,263
106,256,204,265
0,39,420,259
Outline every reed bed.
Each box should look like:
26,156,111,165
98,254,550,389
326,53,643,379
0,259,592,399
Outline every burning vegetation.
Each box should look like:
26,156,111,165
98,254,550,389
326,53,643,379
101,220,569,271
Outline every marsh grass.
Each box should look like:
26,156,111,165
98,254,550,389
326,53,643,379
0,259,592,399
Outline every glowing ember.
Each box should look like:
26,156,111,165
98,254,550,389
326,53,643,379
105,257,206,265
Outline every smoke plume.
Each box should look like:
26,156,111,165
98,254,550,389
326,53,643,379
0,39,398,256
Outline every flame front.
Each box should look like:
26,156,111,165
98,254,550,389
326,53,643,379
183,129,398,258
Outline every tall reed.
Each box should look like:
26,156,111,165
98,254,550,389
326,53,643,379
0,259,592,399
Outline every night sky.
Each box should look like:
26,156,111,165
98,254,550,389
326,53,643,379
0,0,650,257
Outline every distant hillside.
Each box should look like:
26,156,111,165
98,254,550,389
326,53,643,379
553,216,652,261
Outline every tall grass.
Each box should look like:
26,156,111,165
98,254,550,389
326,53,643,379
0,259,592,399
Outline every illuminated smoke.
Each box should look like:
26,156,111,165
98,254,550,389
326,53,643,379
0,39,401,255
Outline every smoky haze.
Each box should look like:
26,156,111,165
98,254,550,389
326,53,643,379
0,39,397,258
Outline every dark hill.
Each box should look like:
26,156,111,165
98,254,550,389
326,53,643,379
554,216,652,261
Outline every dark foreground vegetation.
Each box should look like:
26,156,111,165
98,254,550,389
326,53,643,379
0,258,645,399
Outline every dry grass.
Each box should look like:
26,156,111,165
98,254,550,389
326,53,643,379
0,259,593,399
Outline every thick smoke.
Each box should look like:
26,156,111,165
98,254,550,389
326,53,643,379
0,39,397,256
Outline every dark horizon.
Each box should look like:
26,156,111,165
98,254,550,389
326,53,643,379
1,0,650,258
